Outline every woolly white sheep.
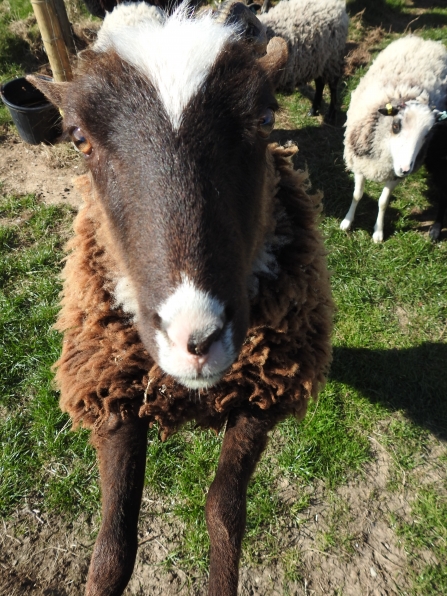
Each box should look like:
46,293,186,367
341,35,447,242
258,0,349,123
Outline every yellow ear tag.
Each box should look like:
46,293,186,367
386,103,393,115
59,108,64,118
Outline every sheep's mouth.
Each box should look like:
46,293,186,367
174,369,229,391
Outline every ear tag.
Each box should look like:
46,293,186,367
386,103,393,115
437,111,447,122
59,108,64,118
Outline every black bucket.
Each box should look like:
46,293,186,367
1,76,61,145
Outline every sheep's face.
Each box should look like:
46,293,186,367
379,102,435,178
30,7,287,390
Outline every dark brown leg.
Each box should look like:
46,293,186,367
429,172,447,241
86,414,149,596
425,126,447,241
261,0,270,13
324,78,339,125
308,77,325,117
205,408,278,596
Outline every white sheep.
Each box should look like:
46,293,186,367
341,35,447,242
258,0,349,123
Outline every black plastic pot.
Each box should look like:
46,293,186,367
0,76,61,145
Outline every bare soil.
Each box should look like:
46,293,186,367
1,432,445,596
0,130,84,208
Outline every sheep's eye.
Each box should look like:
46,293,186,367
258,108,275,138
70,127,93,156
392,120,401,134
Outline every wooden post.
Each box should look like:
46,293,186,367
30,0,73,82
52,0,76,56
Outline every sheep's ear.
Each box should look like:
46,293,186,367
258,37,288,88
378,103,399,116
26,74,68,109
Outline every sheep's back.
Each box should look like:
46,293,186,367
259,0,348,90
349,36,447,118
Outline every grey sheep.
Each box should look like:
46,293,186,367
259,0,349,123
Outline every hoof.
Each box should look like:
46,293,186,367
372,230,384,243
429,223,442,242
340,218,352,231
324,113,336,126
307,108,319,117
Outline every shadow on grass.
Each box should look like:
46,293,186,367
271,124,402,234
332,343,447,440
0,31,41,78
272,122,349,220
347,0,447,31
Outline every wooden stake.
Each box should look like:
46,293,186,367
31,0,73,82
52,0,76,56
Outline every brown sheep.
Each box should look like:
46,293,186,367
29,3,333,594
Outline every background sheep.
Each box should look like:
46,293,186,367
258,0,349,124
29,3,333,595
81,0,201,19
341,35,447,242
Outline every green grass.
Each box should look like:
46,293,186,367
0,1,38,126
394,486,447,594
0,0,447,594
0,193,99,517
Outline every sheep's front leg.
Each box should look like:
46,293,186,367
340,172,365,231
86,414,149,596
206,409,277,596
373,179,399,243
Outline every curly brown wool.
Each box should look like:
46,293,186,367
54,142,333,440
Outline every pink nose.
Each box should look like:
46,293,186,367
167,322,224,364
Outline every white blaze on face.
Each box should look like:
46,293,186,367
389,103,435,178
155,275,236,389
94,3,237,130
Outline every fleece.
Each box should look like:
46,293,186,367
259,0,348,92
54,143,333,441
344,35,447,182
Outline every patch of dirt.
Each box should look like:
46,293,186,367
395,306,410,331
1,434,445,596
344,24,386,77
0,132,85,208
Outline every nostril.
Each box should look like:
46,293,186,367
187,327,223,356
